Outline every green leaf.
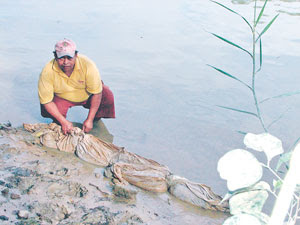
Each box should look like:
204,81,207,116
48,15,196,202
260,90,300,103
256,39,263,73
259,38,262,69
229,181,270,215
217,105,258,117
267,107,290,129
288,136,300,152
275,151,292,171
255,0,269,27
275,137,300,171
256,14,279,42
223,214,262,225
273,179,283,190
251,212,269,225
211,0,253,32
244,133,283,163
210,33,252,57
218,149,262,191
237,130,247,135
207,64,252,90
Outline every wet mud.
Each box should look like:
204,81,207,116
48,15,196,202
0,125,228,225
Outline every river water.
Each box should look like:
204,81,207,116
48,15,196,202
1,0,300,217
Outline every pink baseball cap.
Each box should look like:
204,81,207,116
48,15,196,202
54,38,77,58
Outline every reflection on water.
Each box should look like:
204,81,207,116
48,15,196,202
231,0,300,17
233,0,300,3
232,0,252,4
1,0,300,218
278,10,300,16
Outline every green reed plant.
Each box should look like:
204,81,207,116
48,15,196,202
208,0,278,132
209,0,300,224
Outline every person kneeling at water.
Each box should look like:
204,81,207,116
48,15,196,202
38,38,115,134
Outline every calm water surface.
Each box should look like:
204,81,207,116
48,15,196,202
1,0,300,215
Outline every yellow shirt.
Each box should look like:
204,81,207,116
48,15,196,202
38,54,102,104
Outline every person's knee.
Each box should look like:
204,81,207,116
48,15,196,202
40,104,51,118
53,98,71,117
40,101,68,119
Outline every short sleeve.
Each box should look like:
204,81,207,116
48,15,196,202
85,60,102,94
38,66,54,104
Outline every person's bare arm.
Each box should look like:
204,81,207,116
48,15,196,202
43,102,74,134
83,93,102,133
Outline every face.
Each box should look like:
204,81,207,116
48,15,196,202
55,53,77,75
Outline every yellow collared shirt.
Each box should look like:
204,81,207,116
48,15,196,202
38,54,102,104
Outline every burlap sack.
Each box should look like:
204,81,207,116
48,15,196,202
167,175,229,212
23,123,229,212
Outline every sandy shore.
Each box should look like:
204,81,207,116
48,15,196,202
0,125,228,225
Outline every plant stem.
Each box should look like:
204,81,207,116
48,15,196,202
269,144,300,225
254,0,257,25
289,200,297,223
252,0,267,132
262,163,283,182
293,197,300,224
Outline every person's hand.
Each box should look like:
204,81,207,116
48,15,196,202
61,120,74,135
83,119,93,133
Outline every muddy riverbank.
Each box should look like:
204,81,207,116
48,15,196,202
0,125,228,225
